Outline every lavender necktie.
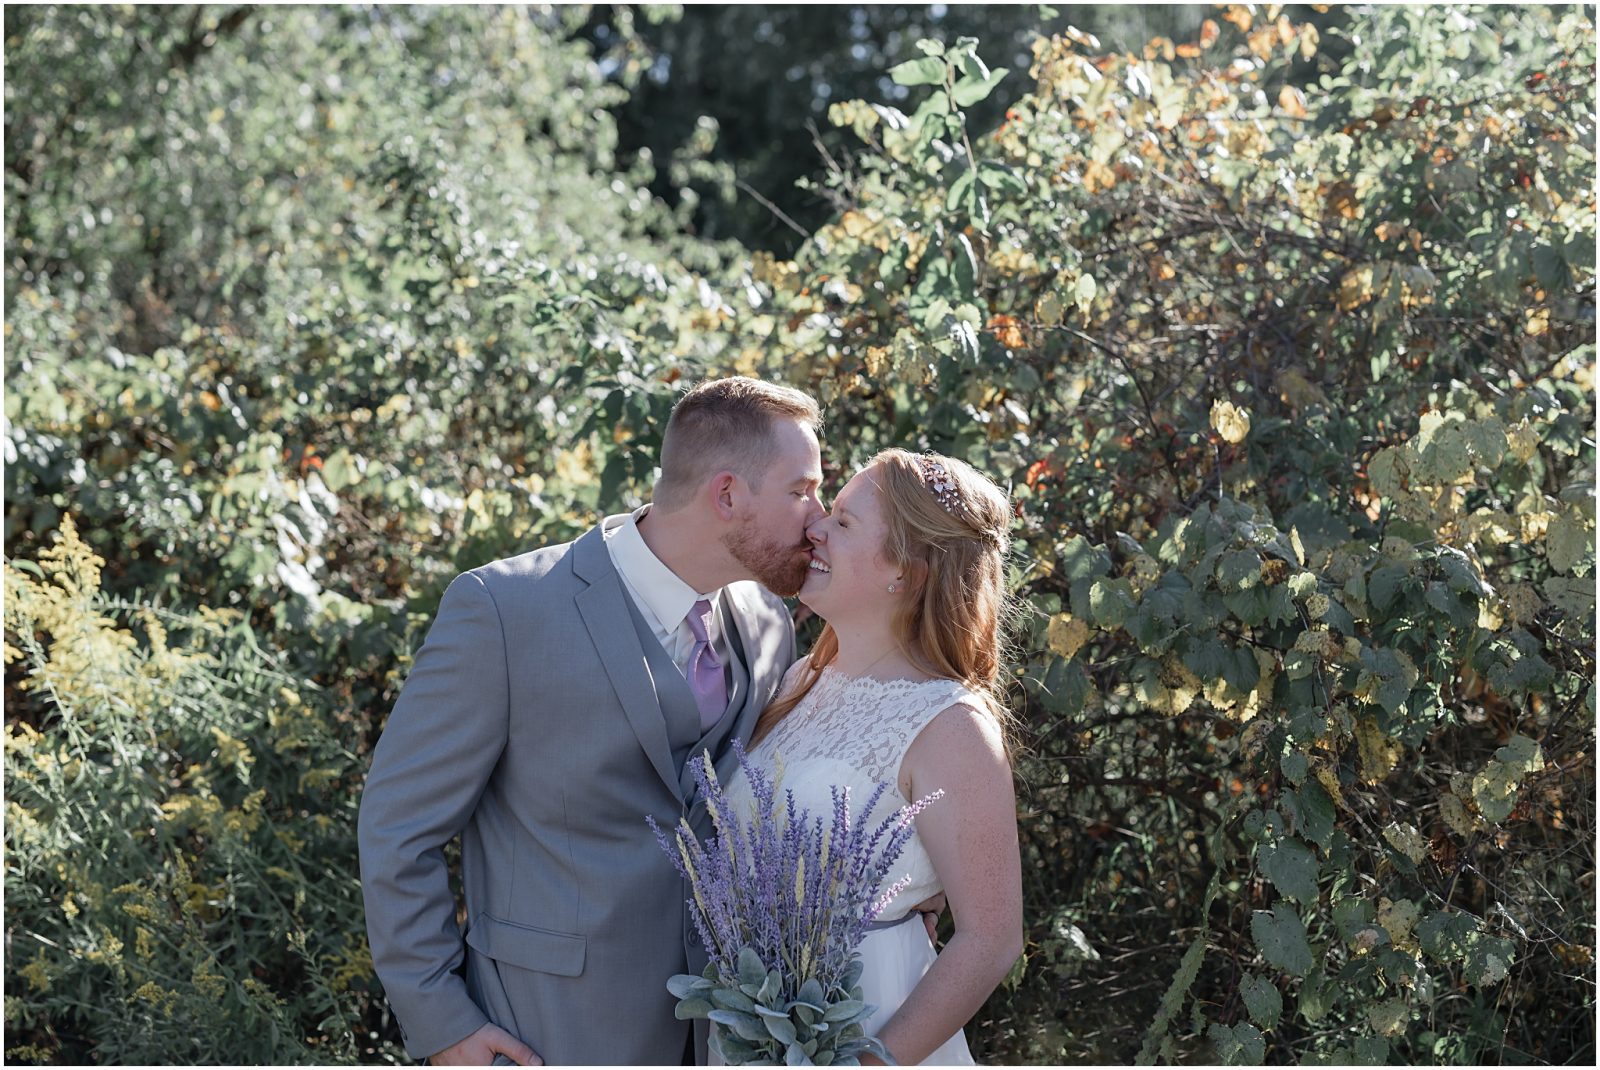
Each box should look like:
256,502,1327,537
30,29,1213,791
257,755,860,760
684,598,727,732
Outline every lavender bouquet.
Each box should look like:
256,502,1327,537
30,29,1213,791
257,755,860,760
648,740,942,1066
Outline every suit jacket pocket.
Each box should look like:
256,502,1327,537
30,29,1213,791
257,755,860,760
465,913,587,978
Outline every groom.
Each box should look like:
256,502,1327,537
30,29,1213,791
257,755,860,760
358,377,826,1065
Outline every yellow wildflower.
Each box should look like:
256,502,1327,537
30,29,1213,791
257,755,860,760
19,953,52,993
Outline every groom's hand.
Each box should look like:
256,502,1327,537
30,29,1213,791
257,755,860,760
911,891,948,944
430,1023,543,1066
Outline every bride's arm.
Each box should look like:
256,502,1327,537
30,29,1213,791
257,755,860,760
869,703,1023,1065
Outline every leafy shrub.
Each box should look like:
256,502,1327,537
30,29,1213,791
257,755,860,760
4,2,1593,1065
720,5,1594,1063
5,518,384,1063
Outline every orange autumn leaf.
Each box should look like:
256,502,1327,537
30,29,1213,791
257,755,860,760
988,313,1026,350
1199,19,1220,48
1083,159,1118,193
1025,458,1057,489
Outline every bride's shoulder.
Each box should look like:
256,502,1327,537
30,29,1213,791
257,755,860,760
911,692,1009,770
774,653,824,700
780,653,816,685
922,682,1005,734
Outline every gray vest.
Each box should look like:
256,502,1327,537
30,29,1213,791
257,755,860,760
620,592,754,813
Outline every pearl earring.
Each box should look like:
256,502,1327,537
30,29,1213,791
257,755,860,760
886,584,896,593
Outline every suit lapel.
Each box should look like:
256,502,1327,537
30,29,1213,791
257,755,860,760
700,582,786,793
571,522,683,801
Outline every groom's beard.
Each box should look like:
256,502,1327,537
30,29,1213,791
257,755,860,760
723,518,811,597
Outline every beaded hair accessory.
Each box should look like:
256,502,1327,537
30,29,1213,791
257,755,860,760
918,454,1006,549
918,455,967,517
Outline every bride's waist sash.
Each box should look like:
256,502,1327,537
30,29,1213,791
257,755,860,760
864,911,923,932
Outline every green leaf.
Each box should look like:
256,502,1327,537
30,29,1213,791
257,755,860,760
977,159,1027,196
1258,837,1319,904
1368,447,1406,499
953,236,979,295
708,1008,768,1043
1223,645,1262,693
1466,933,1516,988
1416,909,1478,960
1546,510,1592,574
1223,587,1272,626
1351,1036,1390,1064
757,968,782,1006
1332,897,1376,943
674,997,713,1019
1038,655,1090,715
711,987,757,1014
1424,582,1473,627
951,66,1009,106
1208,1021,1265,1064
1368,564,1410,613
945,168,976,213
1137,933,1207,1064
1060,535,1112,581
737,947,766,988
1283,781,1335,850
1542,574,1595,618
1497,734,1544,775
822,998,866,1022
1089,577,1136,628
1296,968,1334,1024
321,449,358,492
667,973,711,999
1251,903,1313,976
1279,749,1308,786
1216,549,1263,591
1128,590,1182,652
798,977,826,1008
764,1014,798,1046
1239,973,1282,1030
1181,637,1230,680
1367,997,1409,1037
889,56,946,86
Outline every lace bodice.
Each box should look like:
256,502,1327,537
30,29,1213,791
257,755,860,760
724,658,981,921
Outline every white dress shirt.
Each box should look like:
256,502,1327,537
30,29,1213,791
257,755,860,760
603,507,726,675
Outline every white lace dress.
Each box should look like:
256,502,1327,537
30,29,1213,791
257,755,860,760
723,659,979,1065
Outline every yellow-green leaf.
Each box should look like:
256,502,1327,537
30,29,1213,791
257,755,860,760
1046,612,1091,660
1382,821,1427,865
1210,399,1251,444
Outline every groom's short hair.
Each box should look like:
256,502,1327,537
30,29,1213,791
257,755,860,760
654,376,820,511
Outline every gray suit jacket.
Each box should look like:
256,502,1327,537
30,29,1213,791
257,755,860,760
358,516,796,1063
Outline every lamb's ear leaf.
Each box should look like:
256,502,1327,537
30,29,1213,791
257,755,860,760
674,997,713,1020
738,946,767,988
667,973,709,999
798,976,827,1008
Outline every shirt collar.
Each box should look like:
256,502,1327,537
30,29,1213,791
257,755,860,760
606,506,720,633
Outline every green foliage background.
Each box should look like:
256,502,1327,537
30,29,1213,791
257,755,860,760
5,4,1594,1064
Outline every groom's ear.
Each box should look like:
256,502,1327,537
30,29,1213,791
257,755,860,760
708,470,740,519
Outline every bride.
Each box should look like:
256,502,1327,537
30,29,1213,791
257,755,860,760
727,448,1024,1065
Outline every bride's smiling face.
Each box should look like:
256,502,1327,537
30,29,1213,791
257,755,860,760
799,464,901,619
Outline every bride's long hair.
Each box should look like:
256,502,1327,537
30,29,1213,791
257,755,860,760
751,448,1019,751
